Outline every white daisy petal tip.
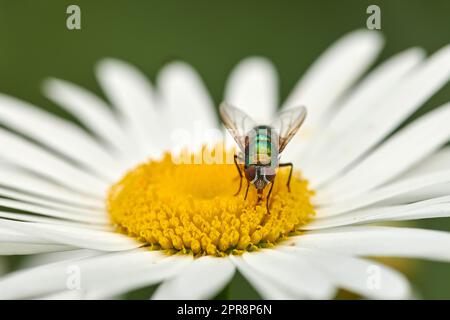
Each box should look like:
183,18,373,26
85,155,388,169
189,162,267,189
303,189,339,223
95,57,134,75
155,59,219,149
156,60,200,79
41,77,58,92
405,46,427,60
156,60,214,97
225,55,278,77
278,246,412,300
337,29,385,52
341,29,385,46
225,56,279,123
280,28,384,147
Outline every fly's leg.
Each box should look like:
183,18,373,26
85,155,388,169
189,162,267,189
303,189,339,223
233,154,243,196
279,162,293,192
244,181,250,200
266,180,275,214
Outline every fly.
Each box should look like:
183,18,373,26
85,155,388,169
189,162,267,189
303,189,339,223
219,102,307,214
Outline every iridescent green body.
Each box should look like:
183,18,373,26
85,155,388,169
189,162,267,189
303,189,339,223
245,125,279,168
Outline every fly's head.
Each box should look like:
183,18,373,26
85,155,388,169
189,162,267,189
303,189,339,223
245,165,276,190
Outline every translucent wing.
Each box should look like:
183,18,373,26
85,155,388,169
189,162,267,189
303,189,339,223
219,102,257,151
271,106,307,153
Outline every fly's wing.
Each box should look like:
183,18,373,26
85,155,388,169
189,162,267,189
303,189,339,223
219,102,257,152
271,106,307,153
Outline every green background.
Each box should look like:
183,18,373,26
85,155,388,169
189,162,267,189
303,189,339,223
0,0,449,299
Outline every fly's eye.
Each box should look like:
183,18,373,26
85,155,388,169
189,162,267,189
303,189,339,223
245,166,256,181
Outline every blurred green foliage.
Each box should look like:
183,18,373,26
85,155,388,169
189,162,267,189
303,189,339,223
0,0,449,299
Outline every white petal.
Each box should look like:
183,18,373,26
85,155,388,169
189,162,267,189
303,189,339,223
279,246,411,299
39,290,86,300
0,128,107,198
298,47,425,167
241,250,336,299
0,186,104,216
0,243,74,255
225,57,278,124
42,78,136,162
152,256,235,300
385,147,450,204
0,212,110,231
307,45,450,187
307,198,450,230
0,220,141,251
315,170,450,216
282,30,383,137
0,249,178,299
0,228,76,254
20,249,102,269
285,226,450,261
316,102,450,203
157,61,218,150
400,146,450,178
383,183,450,206
0,198,108,224
229,255,297,299
0,94,123,181
0,227,58,243
77,254,193,299
0,165,104,208
96,58,162,160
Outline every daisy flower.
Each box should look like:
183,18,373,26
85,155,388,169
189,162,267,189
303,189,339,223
0,29,449,300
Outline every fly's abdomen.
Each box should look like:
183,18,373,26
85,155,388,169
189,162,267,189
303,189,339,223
245,126,278,167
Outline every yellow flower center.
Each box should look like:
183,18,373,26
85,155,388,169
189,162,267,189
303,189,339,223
107,147,315,256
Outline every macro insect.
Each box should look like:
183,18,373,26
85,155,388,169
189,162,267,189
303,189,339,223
219,102,307,214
